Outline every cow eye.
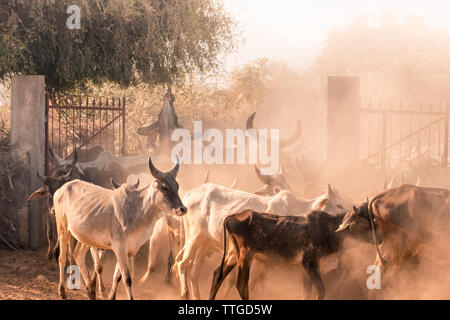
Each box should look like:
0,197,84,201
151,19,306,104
161,185,169,192
337,204,343,210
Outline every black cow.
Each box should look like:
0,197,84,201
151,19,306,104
209,209,373,300
28,152,83,260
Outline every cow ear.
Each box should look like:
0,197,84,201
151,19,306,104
353,206,360,214
28,186,49,200
319,198,328,208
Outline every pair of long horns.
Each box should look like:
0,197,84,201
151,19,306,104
49,147,78,167
246,112,302,149
148,155,180,180
111,178,139,189
254,165,283,184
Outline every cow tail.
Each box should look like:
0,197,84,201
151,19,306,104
368,196,387,266
219,217,229,279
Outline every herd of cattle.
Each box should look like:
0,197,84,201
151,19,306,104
27,141,450,300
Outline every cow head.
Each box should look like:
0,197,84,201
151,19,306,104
254,165,291,196
312,184,352,215
28,168,79,204
49,148,85,175
335,203,382,244
147,155,187,216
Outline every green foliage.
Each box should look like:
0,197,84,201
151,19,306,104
0,0,238,92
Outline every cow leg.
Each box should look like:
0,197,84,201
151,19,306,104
221,270,236,299
189,246,208,300
97,249,107,297
140,240,155,284
90,248,106,298
236,255,253,300
74,242,96,299
57,229,69,299
176,237,201,299
209,258,236,300
46,214,53,260
68,234,76,266
128,256,135,281
108,262,122,300
302,272,313,299
165,248,175,286
112,246,133,300
301,254,325,300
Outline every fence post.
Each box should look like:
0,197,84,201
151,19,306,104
380,111,388,172
444,104,449,168
11,75,46,249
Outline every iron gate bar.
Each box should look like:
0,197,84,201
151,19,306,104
45,94,126,175
360,116,446,163
64,113,122,159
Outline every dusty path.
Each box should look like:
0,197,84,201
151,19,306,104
0,249,85,299
0,248,183,300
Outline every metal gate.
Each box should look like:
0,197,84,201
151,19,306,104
360,102,449,171
45,94,126,175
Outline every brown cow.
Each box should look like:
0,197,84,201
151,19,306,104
336,184,450,273
209,209,372,300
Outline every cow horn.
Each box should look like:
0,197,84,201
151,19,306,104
63,168,73,179
246,112,256,130
36,171,45,183
203,170,210,184
110,178,120,189
148,156,165,180
280,119,302,149
49,147,66,167
229,177,238,189
254,165,272,184
134,179,140,189
148,155,180,180
169,155,180,178
416,176,421,186
278,164,284,175
327,184,336,196
382,180,388,191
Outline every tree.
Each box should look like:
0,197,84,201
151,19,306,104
0,0,238,92
312,12,450,104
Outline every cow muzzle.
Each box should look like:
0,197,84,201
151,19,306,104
175,206,187,216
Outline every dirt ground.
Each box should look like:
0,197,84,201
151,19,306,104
0,245,370,300
0,248,183,300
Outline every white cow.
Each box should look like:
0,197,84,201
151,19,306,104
53,156,186,300
174,183,351,299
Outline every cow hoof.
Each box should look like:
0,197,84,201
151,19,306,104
181,293,190,300
58,287,66,299
88,291,96,300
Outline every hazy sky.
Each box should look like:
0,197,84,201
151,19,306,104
224,0,450,70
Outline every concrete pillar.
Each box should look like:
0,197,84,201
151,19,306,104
11,75,45,249
327,76,360,170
